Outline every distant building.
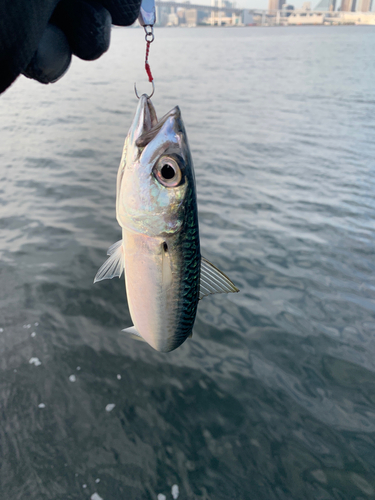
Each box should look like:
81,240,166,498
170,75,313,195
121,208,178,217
302,1,311,9
281,4,295,16
339,10,375,19
242,10,255,24
155,4,169,26
268,0,284,11
209,10,242,24
355,0,373,10
197,9,210,24
211,0,230,7
167,12,179,25
340,0,356,10
314,0,336,10
185,8,198,26
288,10,325,22
176,7,186,23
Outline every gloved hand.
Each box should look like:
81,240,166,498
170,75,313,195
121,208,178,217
0,0,142,93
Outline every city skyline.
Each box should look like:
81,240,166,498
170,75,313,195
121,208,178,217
188,0,375,10
155,0,375,26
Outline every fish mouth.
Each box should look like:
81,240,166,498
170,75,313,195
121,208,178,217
136,105,181,148
128,94,158,146
128,94,182,150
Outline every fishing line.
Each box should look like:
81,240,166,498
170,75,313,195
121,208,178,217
144,26,154,83
135,0,156,99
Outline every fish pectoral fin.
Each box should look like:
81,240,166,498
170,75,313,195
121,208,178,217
122,326,146,342
188,331,193,338
106,239,122,256
199,257,240,300
93,240,124,283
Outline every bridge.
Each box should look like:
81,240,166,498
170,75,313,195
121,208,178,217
155,1,245,14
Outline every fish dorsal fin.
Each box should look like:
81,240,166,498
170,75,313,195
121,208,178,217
199,257,239,300
94,240,124,283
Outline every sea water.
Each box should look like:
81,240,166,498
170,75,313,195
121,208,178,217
1,26,375,500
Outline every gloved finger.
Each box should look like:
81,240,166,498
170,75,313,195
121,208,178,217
100,0,142,26
22,24,72,84
0,0,59,93
51,0,111,61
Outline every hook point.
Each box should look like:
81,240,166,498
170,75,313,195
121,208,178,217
134,80,155,100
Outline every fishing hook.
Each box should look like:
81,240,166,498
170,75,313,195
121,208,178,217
134,80,155,100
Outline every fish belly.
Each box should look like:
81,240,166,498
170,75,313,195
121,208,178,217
123,229,188,352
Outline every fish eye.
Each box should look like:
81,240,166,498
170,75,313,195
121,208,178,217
161,164,175,180
154,157,182,187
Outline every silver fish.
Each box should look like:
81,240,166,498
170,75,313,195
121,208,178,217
94,95,239,352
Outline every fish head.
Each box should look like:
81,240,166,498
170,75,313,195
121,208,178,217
116,95,194,237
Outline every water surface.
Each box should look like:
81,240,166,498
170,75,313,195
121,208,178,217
1,26,375,500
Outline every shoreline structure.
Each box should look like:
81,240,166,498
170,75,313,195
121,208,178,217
154,0,375,26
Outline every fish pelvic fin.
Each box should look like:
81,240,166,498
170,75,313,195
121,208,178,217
199,257,239,300
94,240,124,283
122,326,146,342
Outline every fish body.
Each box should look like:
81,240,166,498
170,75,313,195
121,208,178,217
95,96,238,352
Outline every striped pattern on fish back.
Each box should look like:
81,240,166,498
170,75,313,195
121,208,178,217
169,185,201,351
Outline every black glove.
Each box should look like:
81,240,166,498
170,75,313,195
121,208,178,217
0,0,142,93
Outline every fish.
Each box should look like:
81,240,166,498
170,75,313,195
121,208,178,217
94,95,239,352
